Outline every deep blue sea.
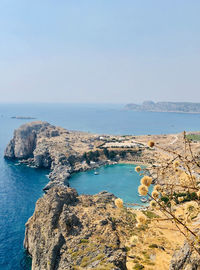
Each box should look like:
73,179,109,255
1,103,200,270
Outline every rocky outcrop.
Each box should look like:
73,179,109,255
4,121,50,159
4,121,146,191
24,186,129,270
170,238,200,270
43,165,71,191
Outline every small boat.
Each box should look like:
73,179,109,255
140,197,148,203
94,171,99,175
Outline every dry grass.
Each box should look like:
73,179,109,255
126,209,184,270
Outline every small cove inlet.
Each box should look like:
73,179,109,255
69,163,151,207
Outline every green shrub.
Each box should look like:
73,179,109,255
143,211,159,219
80,239,89,243
149,243,158,248
173,192,197,204
133,263,144,270
186,134,200,141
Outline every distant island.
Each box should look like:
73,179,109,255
11,116,36,120
125,101,200,113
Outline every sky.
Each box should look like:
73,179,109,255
0,0,200,104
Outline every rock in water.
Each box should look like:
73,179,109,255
24,186,127,270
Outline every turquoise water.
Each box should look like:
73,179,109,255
0,103,200,269
70,164,149,206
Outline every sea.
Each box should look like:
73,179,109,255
0,103,200,270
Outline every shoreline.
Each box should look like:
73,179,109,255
125,109,200,114
118,160,149,166
4,121,157,193
5,120,190,270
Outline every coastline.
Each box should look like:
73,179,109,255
125,101,200,114
4,121,154,192
5,120,198,270
125,109,200,114
118,160,149,166
7,120,195,193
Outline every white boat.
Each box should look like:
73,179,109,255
140,197,148,203
94,171,99,175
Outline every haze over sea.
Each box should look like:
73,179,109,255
1,103,200,270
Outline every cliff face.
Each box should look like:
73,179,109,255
4,121,50,159
170,239,200,270
24,186,129,270
4,121,97,189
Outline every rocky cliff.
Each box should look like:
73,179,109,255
4,121,101,189
4,121,145,191
170,238,200,270
4,121,50,159
24,186,133,270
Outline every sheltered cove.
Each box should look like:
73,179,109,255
4,121,155,192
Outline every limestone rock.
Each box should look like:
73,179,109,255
43,165,71,192
4,121,50,159
24,186,127,270
170,239,200,270
34,148,52,168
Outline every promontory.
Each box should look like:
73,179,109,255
4,121,200,269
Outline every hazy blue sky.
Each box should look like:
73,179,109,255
0,0,200,103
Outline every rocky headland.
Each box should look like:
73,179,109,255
5,121,200,269
4,121,149,191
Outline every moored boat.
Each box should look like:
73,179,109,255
140,197,148,203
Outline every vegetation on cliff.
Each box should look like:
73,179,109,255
24,187,137,270
131,134,200,269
